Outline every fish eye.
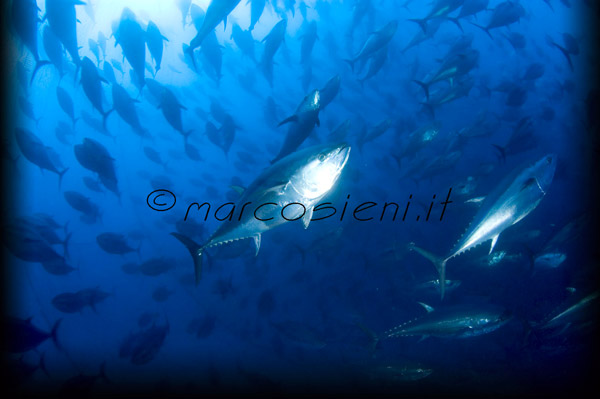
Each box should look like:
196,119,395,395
317,154,326,162
546,157,552,164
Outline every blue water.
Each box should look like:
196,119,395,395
4,0,598,395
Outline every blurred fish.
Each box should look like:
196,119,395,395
146,21,168,74
231,24,256,62
272,89,322,163
119,321,169,365
358,46,388,83
115,8,147,89
3,317,62,353
385,303,512,339
502,31,526,50
158,87,193,141
15,128,68,188
186,315,217,338
64,190,102,224
97,232,139,255
81,57,112,129
110,83,147,136
176,0,192,28
471,1,526,38
60,363,109,396
319,74,341,110
357,119,392,151
140,258,175,276
345,21,398,72
413,49,479,100
42,24,65,78
300,21,318,65
52,288,110,313
88,38,101,65
248,0,266,31
408,0,463,32
260,19,287,86
11,0,51,83
186,0,241,68
17,96,41,126
74,138,119,196
56,87,78,128
152,286,173,302
45,0,83,66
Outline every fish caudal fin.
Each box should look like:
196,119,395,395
99,361,111,384
408,18,428,33
446,17,463,32
408,242,448,299
343,58,356,72
30,60,51,85
58,168,69,191
170,232,203,285
50,318,63,352
355,320,380,356
102,109,114,131
492,144,506,163
413,79,430,100
470,22,493,39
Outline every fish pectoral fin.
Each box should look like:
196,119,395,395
489,234,500,254
417,335,430,343
302,207,314,229
417,302,435,313
278,115,299,126
253,234,261,256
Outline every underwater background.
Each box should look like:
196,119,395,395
2,0,599,396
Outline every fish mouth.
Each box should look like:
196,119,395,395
334,144,351,169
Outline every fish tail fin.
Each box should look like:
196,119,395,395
470,22,492,39
292,244,305,265
136,242,142,260
63,231,72,260
50,318,63,351
170,232,204,285
552,43,574,71
492,144,506,163
522,244,535,271
99,361,111,384
420,102,435,118
408,242,448,299
184,45,198,72
58,167,69,190
102,109,114,131
408,18,427,33
355,320,380,356
343,58,356,72
446,17,463,32
30,60,51,85
183,130,194,143
413,80,430,100
39,352,50,377
74,62,81,85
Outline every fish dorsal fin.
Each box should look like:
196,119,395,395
230,185,245,195
278,114,299,126
302,207,313,229
489,234,500,254
253,234,261,256
417,302,435,313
